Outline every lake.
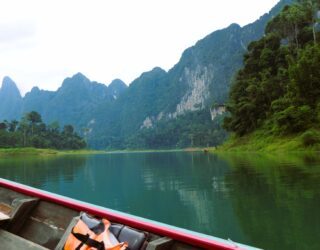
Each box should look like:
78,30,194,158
0,151,319,250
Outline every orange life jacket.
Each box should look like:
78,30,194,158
64,216,128,250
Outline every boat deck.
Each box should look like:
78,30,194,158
0,179,262,250
0,185,203,250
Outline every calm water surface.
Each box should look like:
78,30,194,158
0,152,320,250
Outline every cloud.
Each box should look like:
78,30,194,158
0,20,37,50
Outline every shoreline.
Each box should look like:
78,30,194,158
213,130,320,153
0,148,107,156
106,147,204,154
0,147,205,156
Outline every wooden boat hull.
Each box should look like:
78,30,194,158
0,178,261,250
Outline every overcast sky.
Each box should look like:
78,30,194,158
0,0,279,95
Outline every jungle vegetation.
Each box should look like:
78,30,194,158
0,111,86,149
224,0,320,147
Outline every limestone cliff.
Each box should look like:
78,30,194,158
174,66,212,116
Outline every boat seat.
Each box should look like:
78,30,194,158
0,186,39,233
109,223,124,237
57,214,148,250
146,237,174,250
0,197,39,233
7,198,39,233
17,200,79,249
0,228,49,250
0,186,33,205
110,223,148,250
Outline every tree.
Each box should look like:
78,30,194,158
8,120,18,132
0,111,86,150
63,125,74,135
0,122,7,131
18,117,29,147
266,3,310,48
48,121,60,133
224,1,320,137
299,0,320,44
25,111,42,136
289,44,320,106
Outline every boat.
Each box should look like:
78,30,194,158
0,178,261,250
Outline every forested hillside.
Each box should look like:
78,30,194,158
224,0,320,149
0,0,293,149
88,0,293,149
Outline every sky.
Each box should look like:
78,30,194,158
0,0,279,95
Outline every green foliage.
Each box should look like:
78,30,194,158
218,128,320,152
266,4,310,47
0,111,86,150
224,0,320,138
301,129,320,146
289,44,320,106
273,105,313,133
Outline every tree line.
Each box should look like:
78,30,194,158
0,111,86,149
224,0,320,142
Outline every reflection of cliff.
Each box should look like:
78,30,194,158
222,153,320,250
0,155,87,189
75,152,240,237
134,152,246,239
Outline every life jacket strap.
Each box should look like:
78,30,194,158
71,229,105,250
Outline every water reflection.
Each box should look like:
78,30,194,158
0,152,320,250
0,155,86,188
221,153,320,250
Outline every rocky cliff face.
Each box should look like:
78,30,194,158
173,66,213,117
210,106,226,121
165,0,293,120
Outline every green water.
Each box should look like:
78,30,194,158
0,152,319,250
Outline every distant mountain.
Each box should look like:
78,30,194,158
108,79,127,99
0,0,293,149
0,77,22,120
89,0,293,148
41,73,111,127
89,67,168,148
0,73,128,132
23,87,55,116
